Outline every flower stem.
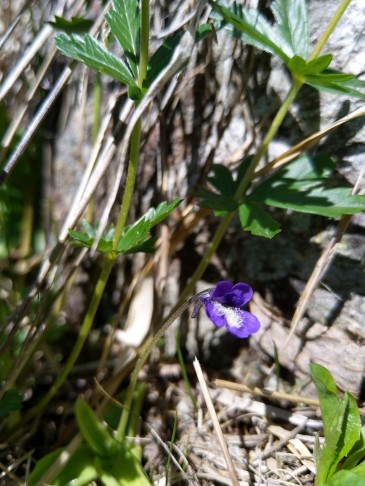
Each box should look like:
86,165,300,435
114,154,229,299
308,0,352,61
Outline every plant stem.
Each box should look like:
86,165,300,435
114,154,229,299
308,0,352,61
112,118,142,249
234,79,302,200
138,0,150,88
23,256,115,422
112,0,149,249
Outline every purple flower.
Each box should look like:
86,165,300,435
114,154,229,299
193,281,261,338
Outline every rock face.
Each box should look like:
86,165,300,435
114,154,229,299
249,0,365,399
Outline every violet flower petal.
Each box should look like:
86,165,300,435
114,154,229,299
224,309,261,338
223,283,253,307
204,301,226,328
210,281,233,299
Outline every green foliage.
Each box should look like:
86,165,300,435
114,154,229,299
310,364,365,486
209,0,365,98
248,155,365,218
105,0,140,79
48,16,94,34
56,33,136,86
68,199,182,255
29,399,150,486
238,202,281,239
197,155,365,238
55,1,213,98
75,399,121,457
0,390,22,419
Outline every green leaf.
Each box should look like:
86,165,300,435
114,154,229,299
352,460,365,477
307,75,365,99
310,363,339,437
307,71,355,83
271,0,309,58
147,33,182,84
248,154,365,218
238,202,281,238
310,364,361,483
49,16,94,34
305,54,333,74
343,426,365,469
95,449,151,486
196,188,238,213
327,469,365,486
0,390,22,419
288,54,333,77
82,220,96,238
53,445,98,486
125,237,156,254
69,228,92,245
208,164,236,197
118,219,151,254
105,0,140,79
29,449,63,486
209,0,289,62
147,24,212,85
143,198,182,228
75,400,121,457
55,33,135,86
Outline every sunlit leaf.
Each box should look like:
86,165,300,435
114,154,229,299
238,202,281,238
271,0,309,58
106,0,140,78
209,0,290,62
96,449,151,486
327,469,365,486
53,445,98,486
55,33,135,86
249,154,365,217
143,198,182,228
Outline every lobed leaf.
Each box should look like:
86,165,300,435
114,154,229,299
143,198,182,228
105,0,140,79
238,202,281,238
271,0,309,58
55,33,135,86
209,1,290,62
208,164,236,196
307,76,365,99
249,154,365,218
196,188,238,213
